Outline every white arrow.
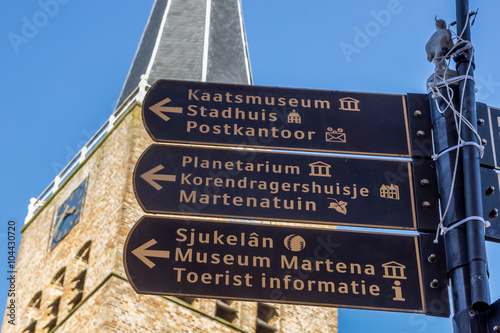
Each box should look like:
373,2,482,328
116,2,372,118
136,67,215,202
140,165,176,190
132,239,170,268
149,97,183,122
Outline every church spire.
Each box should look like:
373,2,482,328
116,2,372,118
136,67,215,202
117,0,253,107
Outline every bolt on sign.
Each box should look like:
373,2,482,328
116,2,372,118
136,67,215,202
123,216,449,317
133,144,439,231
142,80,428,158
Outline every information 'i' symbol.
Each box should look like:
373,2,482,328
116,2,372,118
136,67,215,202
284,234,306,252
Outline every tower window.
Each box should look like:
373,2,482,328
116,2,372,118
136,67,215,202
47,296,61,316
22,320,37,333
71,269,87,291
256,319,277,333
51,267,66,287
68,269,86,310
28,291,42,309
215,300,238,323
68,291,83,310
256,303,278,333
75,241,91,263
43,317,58,332
177,296,196,305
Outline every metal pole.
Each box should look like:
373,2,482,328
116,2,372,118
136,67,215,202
454,0,490,313
428,81,470,316
429,1,490,331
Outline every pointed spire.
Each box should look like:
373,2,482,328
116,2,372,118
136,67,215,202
117,0,253,107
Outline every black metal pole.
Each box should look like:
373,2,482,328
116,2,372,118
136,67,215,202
428,80,470,316
429,1,491,331
455,0,490,313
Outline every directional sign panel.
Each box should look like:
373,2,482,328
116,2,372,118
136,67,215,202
142,80,418,157
124,216,449,317
477,104,500,170
481,167,500,242
133,144,439,231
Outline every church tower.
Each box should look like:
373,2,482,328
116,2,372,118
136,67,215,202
117,0,253,106
3,1,338,332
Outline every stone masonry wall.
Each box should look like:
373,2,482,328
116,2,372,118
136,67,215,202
57,276,243,333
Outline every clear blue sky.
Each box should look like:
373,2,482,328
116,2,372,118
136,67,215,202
1,0,499,332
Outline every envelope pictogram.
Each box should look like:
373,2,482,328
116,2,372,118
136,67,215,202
326,128,346,143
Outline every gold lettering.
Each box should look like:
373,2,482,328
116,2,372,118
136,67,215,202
174,267,185,281
176,228,188,242
253,256,270,268
262,237,273,248
365,265,375,275
338,282,349,293
188,89,199,101
270,277,280,288
238,255,248,266
233,274,242,286
196,252,207,263
370,284,380,296
213,93,223,102
248,234,258,247
318,281,335,292
179,190,196,203
301,259,312,271
315,260,324,271
226,235,237,245
211,253,220,264
246,95,262,104
201,92,210,101
281,255,297,270
285,165,300,174
187,105,198,116
350,263,361,274
223,254,234,265
315,100,330,109
199,194,209,204
209,108,218,117
186,120,198,132
260,198,270,208
175,248,192,262
201,273,212,284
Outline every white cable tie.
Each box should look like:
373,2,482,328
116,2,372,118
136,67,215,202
451,43,473,58
431,141,484,160
433,222,444,244
441,216,490,234
427,75,476,94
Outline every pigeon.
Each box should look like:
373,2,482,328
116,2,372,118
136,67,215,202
425,18,454,70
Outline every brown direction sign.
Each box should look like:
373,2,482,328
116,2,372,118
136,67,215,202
481,167,500,242
142,80,427,157
123,216,449,317
133,144,439,231
477,103,500,170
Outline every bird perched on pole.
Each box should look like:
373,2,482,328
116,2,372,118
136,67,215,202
425,18,454,72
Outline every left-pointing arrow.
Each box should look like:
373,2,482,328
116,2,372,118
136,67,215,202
149,97,183,122
140,164,176,190
131,239,170,268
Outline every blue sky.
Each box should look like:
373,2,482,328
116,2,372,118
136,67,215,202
1,0,500,332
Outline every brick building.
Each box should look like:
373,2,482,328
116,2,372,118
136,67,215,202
3,1,338,332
